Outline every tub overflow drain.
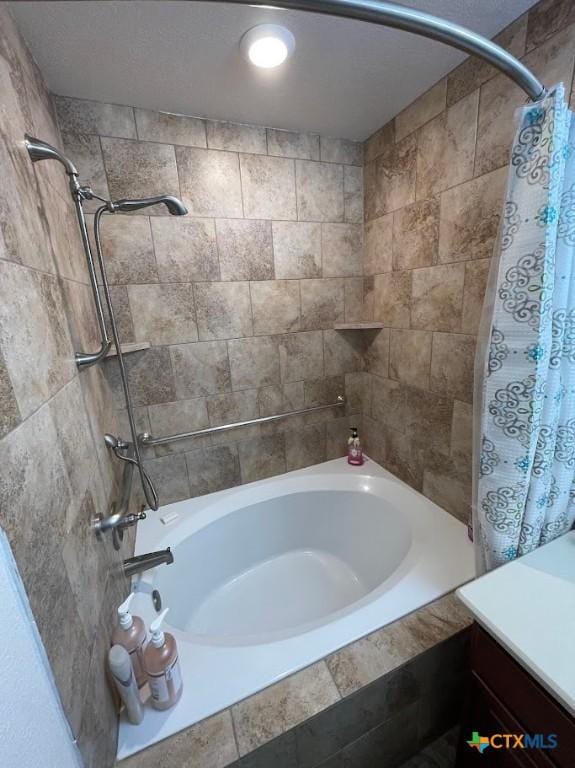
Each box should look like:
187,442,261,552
152,589,162,613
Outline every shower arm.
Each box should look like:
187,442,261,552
25,135,112,368
204,0,547,102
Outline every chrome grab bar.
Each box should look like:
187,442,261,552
140,395,346,448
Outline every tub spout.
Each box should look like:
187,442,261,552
123,548,173,578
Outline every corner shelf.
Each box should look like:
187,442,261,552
333,323,384,330
105,341,151,358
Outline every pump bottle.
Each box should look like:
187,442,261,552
143,608,183,711
111,593,148,688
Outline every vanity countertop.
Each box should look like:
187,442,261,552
457,530,575,717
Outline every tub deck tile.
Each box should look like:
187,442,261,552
325,594,472,697
232,661,341,756
118,710,238,768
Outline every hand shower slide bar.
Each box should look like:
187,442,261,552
204,0,547,102
25,135,112,368
140,395,346,448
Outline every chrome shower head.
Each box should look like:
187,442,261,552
25,134,78,176
110,195,187,216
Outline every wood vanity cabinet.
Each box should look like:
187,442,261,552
456,624,575,768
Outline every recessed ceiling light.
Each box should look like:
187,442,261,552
240,24,295,69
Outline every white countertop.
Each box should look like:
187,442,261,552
457,531,575,717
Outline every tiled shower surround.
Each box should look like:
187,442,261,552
55,96,366,505
0,4,129,767
360,0,575,524
1,1,574,767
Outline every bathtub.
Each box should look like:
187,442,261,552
118,456,474,759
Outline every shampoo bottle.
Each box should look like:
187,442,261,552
108,644,144,725
144,608,183,711
347,426,364,466
111,593,148,688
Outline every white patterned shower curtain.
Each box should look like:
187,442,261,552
473,84,575,573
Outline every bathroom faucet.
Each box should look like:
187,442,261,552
123,548,174,578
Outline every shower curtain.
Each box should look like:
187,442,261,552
473,84,575,573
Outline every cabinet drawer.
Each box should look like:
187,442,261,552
470,625,575,767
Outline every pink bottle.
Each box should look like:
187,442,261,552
347,427,364,466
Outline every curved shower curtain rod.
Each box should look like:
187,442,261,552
203,0,547,102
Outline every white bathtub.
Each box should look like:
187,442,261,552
118,457,474,760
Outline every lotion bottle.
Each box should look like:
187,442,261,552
108,644,144,725
112,593,148,688
144,608,183,710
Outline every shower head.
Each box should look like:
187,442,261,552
25,135,78,176
110,195,188,216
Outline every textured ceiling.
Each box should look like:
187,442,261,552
10,0,538,141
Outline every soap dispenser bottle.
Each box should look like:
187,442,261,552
144,608,183,710
111,593,148,688
347,426,364,466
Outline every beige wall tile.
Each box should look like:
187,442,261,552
285,423,327,471
148,398,209,455
323,329,365,376
240,153,297,220
320,136,362,166
151,217,219,282
475,25,575,176
216,218,274,281
446,16,528,107
300,278,345,329
278,331,324,383
343,165,364,224
55,95,136,138
171,340,231,398
251,280,301,335
119,710,238,768
238,433,286,484
273,221,322,279
364,214,393,275
416,91,478,199
258,381,305,417
395,80,447,142
393,197,439,271
364,120,395,164
232,661,340,755
344,277,373,322
128,283,197,345
145,453,191,503
267,128,320,160
403,386,454,449
101,137,180,205
228,335,280,389
430,333,475,402
462,259,490,335
186,445,241,497
105,346,176,407
451,399,473,466
207,120,267,154
526,0,575,51
40,183,89,283
411,263,465,333
304,375,345,407
98,214,157,284
370,376,406,434
135,109,206,147
296,160,344,222
61,131,110,205
194,281,253,340
207,389,259,427
322,223,363,277
364,328,390,379
364,134,417,219
373,272,411,329
0,349,20,439
389,329,432,388
423,468,471,524
176,146,243,218
439,168,507,264
0,262,75,419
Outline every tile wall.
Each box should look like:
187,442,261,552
0,4,130,766
360,0,575,524
55,97,365,505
